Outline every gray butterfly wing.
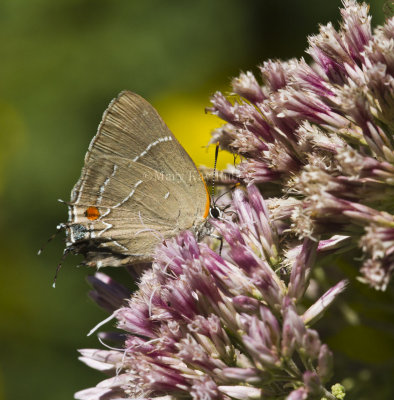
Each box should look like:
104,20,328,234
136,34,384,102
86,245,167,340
66,91,209,267
72,91,202,190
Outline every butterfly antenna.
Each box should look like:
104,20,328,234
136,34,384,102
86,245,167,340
233,154,239,167
211,143,219,207
214,183,240,204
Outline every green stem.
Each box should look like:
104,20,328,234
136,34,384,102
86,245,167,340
322,387,337,400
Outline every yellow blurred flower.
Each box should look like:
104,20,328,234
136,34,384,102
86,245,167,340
153,93,234,170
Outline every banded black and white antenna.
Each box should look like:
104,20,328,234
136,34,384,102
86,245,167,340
210,143,221,219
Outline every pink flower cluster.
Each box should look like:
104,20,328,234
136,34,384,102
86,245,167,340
209,0,394,290
76,187,346,400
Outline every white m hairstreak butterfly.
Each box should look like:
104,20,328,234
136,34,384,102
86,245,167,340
60,91,216,269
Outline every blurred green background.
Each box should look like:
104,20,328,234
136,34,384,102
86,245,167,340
0,1,392,399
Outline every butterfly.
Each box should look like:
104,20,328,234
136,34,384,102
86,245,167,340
60,91,215,269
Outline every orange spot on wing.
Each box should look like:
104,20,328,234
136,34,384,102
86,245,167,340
85,206,100,220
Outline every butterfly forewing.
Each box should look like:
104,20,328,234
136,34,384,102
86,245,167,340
66,91,209,267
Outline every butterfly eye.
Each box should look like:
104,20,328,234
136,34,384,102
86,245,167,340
85,206,100,220
209,206,221,219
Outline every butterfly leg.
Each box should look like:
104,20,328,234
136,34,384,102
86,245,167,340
210,234,223,255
